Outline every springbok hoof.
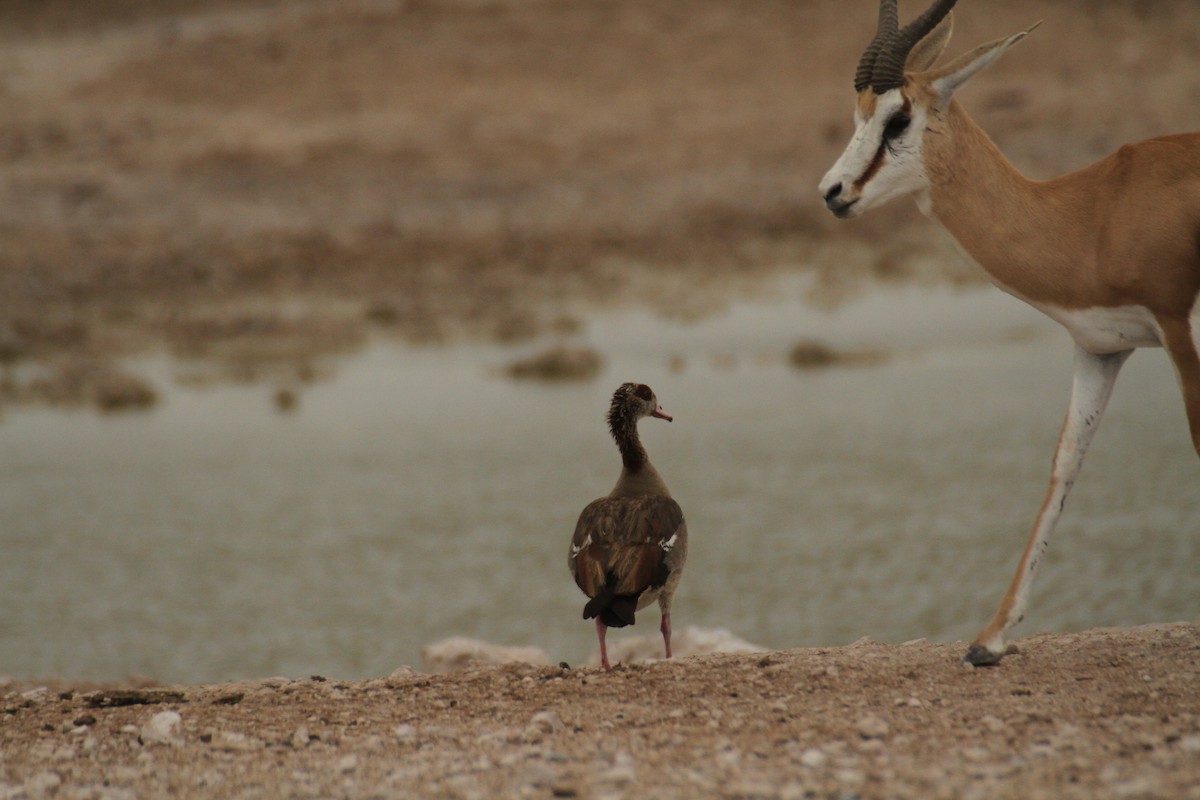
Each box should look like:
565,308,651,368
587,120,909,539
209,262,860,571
963,643,1004,667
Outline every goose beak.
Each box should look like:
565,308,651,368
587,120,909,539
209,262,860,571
651,408,673,422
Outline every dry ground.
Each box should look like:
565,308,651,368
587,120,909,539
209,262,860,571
3,623,1199,799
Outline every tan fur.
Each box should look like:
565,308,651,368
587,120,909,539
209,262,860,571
855,91,878,119
917,93,1200,442
921,99,1200,314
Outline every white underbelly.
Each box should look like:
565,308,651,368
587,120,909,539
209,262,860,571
1033,302,1164,353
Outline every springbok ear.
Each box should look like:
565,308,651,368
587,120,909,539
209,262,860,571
927,22,1041,111
905,11,954,73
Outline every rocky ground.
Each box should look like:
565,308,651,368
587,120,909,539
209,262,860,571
2,623,1198,799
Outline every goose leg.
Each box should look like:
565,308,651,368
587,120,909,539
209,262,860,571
965,345,1131,666
660,612,672,659
595,618,611,670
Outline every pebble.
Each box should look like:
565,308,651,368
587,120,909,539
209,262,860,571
529,710,564,734
799,748,828,768
1111,776,1157,798
388,666,418,682
981,714,1008,733
20,688,49,704
140,711,183,747
599,752,636,785
856,714,890,739
209,731,264,752
1028,743,1057,758
962,746,991,763
337,754,359,773
394,724,418,743
834,768,866,786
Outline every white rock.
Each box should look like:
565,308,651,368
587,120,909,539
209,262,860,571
388,665,418,681
799,748,828,768
590,626,765,666
962,746,991,763
981,714,1008,733
1111,776,1157,798
855,714,889,739
529,710,564,734
290,726,311,748
420,637,550,672
20,687,49,704
140,711,183,747
195,768,226,789
475,729,515,748
210,731,263,752
338,754,359,774
523,709,565,743
394,724,418,743
599,751,637,785
835,768,866,786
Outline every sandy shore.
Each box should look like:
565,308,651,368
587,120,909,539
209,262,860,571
3,623,1198,799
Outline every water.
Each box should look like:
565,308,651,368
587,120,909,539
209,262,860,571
1,284,1197,684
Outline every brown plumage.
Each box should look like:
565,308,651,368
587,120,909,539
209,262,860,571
568,382,688,670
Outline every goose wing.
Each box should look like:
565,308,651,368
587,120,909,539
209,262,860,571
568,494,685,598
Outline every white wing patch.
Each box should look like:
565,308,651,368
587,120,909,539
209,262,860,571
570,534,592,558
658,532,677,552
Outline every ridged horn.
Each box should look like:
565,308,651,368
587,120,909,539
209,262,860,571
854,0,899,92
870,0,959,93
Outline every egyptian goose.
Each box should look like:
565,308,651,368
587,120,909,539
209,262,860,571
568,382,688,670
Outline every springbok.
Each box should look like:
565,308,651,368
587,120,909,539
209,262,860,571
819,0,1200,666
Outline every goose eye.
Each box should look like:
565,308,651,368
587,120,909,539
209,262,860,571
883,113,911,141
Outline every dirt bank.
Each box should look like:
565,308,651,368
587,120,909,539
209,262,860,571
3,623,1198,799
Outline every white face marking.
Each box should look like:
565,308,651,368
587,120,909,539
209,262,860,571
818,89,933,218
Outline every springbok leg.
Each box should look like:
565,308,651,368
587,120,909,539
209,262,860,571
966,345,1132,666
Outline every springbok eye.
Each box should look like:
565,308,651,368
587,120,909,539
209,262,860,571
883,113,911,141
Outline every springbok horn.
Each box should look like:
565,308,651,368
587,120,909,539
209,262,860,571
870,0,959,94
853,0,899,92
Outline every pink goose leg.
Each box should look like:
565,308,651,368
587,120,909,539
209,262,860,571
596,618,611,670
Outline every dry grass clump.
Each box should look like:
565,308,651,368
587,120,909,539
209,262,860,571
504,346,604,382
4,358,158,412
788,339,888,370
